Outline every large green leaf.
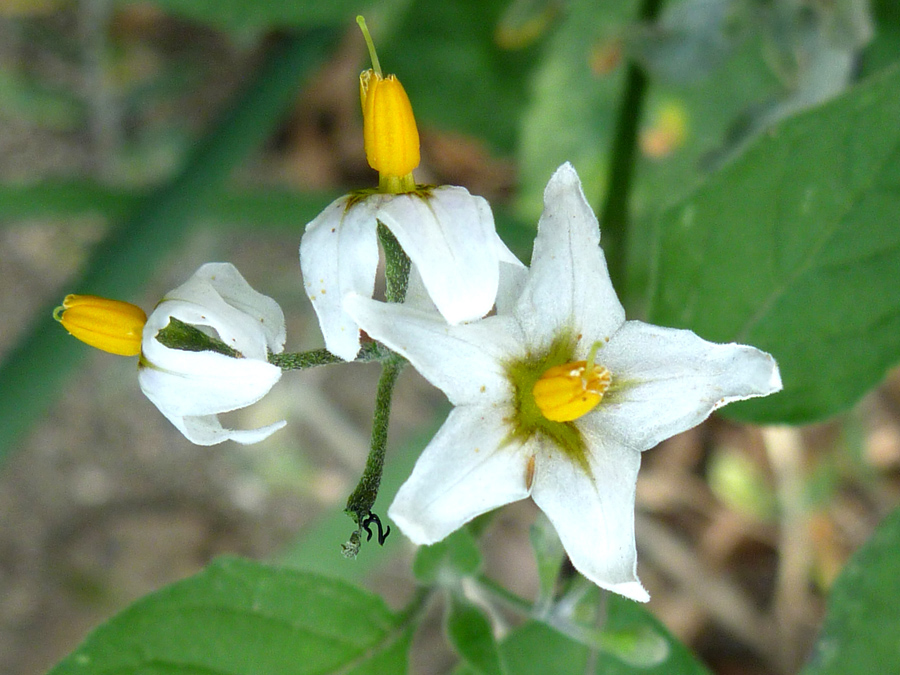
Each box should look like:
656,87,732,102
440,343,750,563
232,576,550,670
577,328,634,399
48,557,413,675
801,505,900,675
647,65,900,423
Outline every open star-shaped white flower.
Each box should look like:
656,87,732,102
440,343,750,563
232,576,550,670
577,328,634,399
139,263,287,446
345,163,782,601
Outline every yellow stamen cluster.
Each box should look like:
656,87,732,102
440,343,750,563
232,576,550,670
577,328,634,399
357,16,419,193
54,294,147,356
532,360,611,423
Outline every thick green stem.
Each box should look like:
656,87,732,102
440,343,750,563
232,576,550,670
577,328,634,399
343,356,404,557
597,0,665,291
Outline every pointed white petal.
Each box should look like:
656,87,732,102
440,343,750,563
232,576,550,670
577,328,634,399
590,320,783,452
378,187,499,324
171,414,286,446
345,294,521,405
157,265,284,361
178,262,286,353
531,436,648,602
388,406,531,545
138,347,282,416
300,195,381,360
513,163,625,350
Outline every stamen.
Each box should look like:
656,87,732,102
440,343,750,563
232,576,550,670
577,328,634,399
532,346,612,423
55,294,147,357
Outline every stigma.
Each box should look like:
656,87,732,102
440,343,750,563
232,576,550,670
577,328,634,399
532,359,611,423
54,294,147,356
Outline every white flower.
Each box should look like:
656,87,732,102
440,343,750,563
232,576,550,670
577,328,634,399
138,263,287,446
345,163,782,601
300,187,511,361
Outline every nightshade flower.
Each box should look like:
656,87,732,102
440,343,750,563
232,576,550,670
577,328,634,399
56,263,287,446
300,25,509,361
345,163,782,601
139,263,287,446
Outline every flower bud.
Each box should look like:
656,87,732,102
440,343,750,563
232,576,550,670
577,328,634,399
360,69,420,182
55,294,146,356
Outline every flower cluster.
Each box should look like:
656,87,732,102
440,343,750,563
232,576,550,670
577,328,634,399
55,21,781,602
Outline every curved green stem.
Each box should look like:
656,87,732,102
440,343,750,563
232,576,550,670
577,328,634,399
342,355,405,557
597,0,665,291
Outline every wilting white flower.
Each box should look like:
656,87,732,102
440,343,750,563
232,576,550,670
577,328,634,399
138,263,286,446
346,163,782,601
300,187,511,361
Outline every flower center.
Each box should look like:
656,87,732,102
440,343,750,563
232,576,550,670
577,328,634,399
54,294,147,356
532,359,611,422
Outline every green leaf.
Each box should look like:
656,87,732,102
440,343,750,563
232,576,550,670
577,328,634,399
413,528,482,585
446,593,506,675
48,557,413,675
457,593,709,675
802,505,900,675
647,65,900,423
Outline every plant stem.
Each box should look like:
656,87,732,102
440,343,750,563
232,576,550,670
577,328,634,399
269,342,387,370
598,0,664,291
342,355,405,557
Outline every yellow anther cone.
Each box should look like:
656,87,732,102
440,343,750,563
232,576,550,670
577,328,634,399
55,294,147,356
533,361,611,422
361,69,420,182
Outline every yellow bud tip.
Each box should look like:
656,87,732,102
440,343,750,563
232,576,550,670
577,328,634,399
532,359,612,423
56,294,147,357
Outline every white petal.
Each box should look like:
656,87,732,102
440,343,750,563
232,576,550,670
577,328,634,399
300,195,381,360
158,266,284,361
138,347,282,416
344,294,521,405
402,266,437,314
171,415,286,447
378,186,499,324
180,262,286,353
494,234,528,316
388,406,531,545
531,436,648,602
406,233,525,316
513,163,625,351
590,320,783,452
